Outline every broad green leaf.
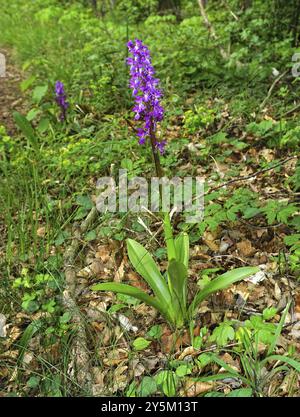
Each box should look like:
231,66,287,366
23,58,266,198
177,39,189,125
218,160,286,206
37,117,50,133
13,111,38,151
262,307,277,321
27,376,40,389
189,266,259,315
76,195,94,209
284,234,300,246
175,364,191,377
137,376,157,397
174,232,189,267
133,337,151,351
146,324,162,340
26,108,41,121
32,84,48,103
107,303,127,314
59,312,71,324
85,230,97,241
54,231,70,246
121,158,133,170
155,370,178,397
197,353,213,368
91,282,170,321
20,75,36,92
210,322,235,347
126,381,137,397
127,239,172,307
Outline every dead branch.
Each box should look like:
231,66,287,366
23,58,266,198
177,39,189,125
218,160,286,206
279,102,300,118
209,155,297,192
260,69,289,109
191,155,298,204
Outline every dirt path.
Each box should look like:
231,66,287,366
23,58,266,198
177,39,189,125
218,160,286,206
0,48,26,134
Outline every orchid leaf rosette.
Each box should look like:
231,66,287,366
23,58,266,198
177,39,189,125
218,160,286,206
93,40,259,329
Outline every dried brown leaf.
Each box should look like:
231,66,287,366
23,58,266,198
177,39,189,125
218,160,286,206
182,380,214,397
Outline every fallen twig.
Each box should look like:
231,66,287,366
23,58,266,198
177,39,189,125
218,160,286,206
280,102,300,118
190,342,240,357
260,69,289,109
193,155,298,203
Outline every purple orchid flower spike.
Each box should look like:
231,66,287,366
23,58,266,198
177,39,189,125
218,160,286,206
55,81,69,121
127,39,166,154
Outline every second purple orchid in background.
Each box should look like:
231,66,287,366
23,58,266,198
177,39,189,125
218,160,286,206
127,39,166,154
55,81,69,121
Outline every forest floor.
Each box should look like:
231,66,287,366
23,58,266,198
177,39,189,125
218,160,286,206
0,49,26,134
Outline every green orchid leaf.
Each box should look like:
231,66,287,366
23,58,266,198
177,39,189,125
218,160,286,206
167,259,188,319
261,355,300,372
91,282,171,321
127,238,172,306
174,232,189,268
189,266,259,315
163,212,177,261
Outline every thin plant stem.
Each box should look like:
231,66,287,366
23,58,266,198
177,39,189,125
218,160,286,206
149,119,176,260
149,119,163,179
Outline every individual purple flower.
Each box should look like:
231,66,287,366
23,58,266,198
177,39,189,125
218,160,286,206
55,81,69,121
127,39,166,154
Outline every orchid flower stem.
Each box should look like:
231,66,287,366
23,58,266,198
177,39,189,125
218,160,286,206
150,121,163,179
150,121,176,262
163,212,177,262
